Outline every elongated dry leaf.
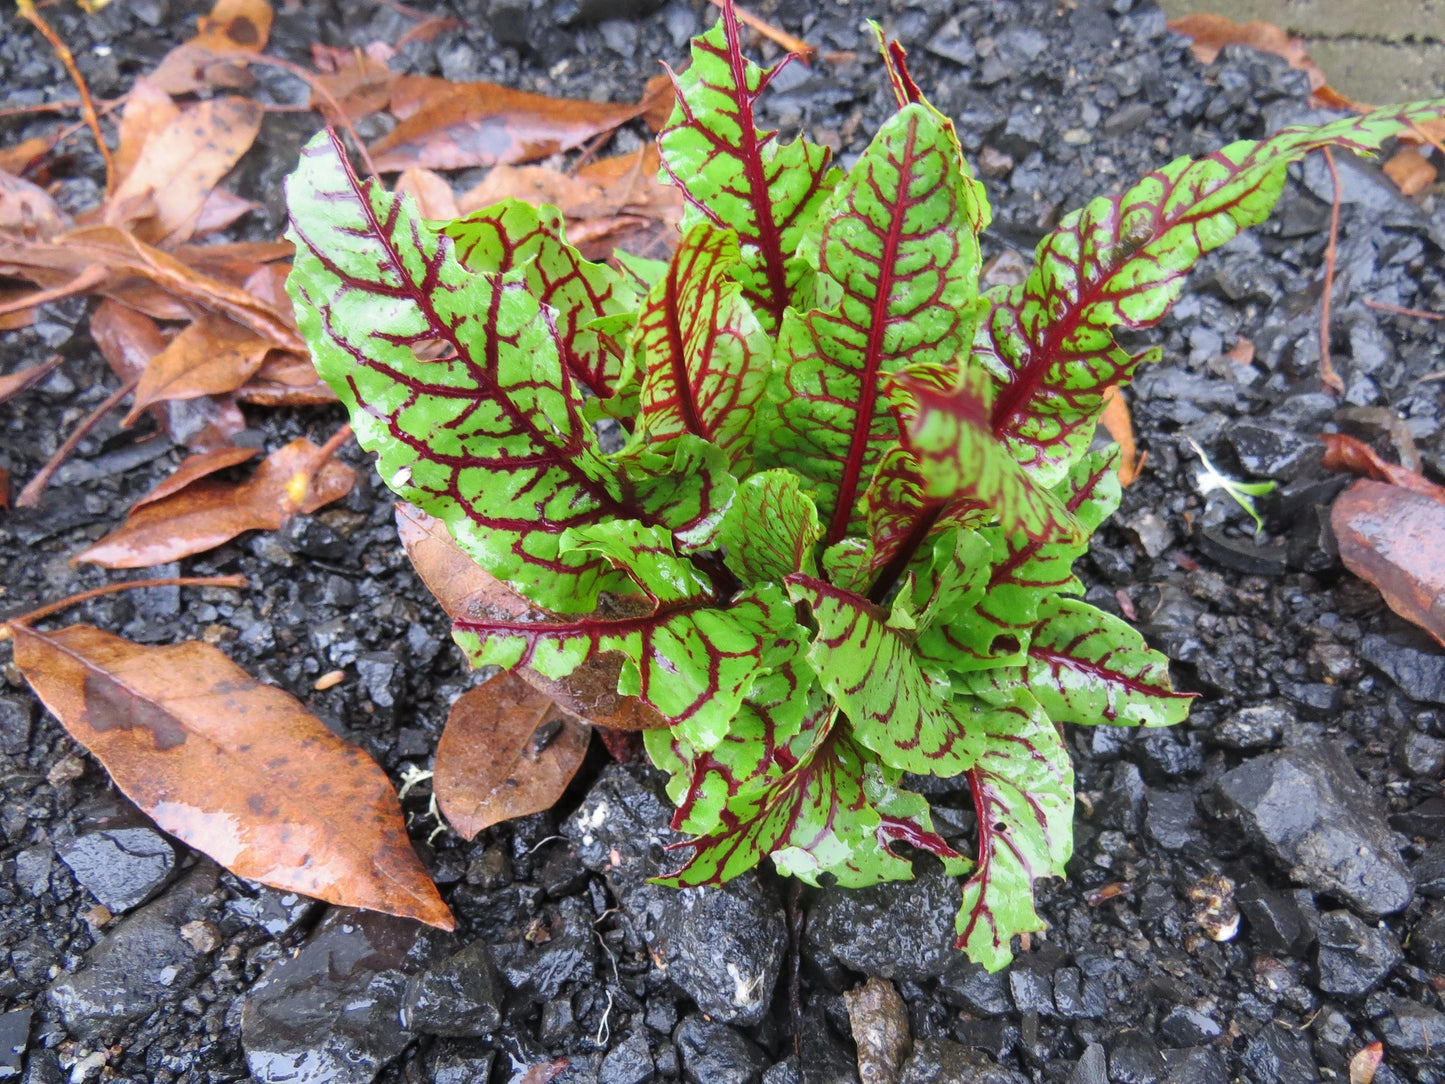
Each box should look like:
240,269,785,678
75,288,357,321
1099,386,1141,486
8,623,452,929
1322,433,1445,505
113,79,180,191
148,0,274,94
77,437,354,568
311,42,399,123
433,671,591,839
0,355,62,405
395,504,668,730
1333,479,1445,648
1167,13,1357,108
123,312,273,423
234,351,337,406
106,96,264,247
133,445,260,509
370,80,649,172
91,299,248,452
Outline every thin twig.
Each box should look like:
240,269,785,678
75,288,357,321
283,422,353,513
199,49,381,179
1364,297,1443,321
706,0,815,61
1318,146,1344,394
0,266,109,321
16,373,140,508
17,0,116,196
1,575,248,638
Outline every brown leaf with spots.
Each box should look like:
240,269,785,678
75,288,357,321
106,95,263,246
433,672,591,840
369,79,652,173
1332,479,1445,649
7,623,453,930
123,312,273,424
148,0,274,95
76,437,354,569
395,504,668,731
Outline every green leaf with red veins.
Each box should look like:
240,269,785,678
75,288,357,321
766,101,989,545
718,470,822,585
905,367,1080,543
442,199,637,398
954,690,1073,972
285,133,727,614
981,99,1445,487
659,723,966,889
632,222,773,471
455,520,805,751
972,596,1194,728
658,5,837,332
787,575,997,775
923,448,1123,673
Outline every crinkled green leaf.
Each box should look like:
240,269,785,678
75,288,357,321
442,199,637,398
658,4,837,331
718,470,822,586
981,100,1445,486
905,366,1080,543
972,595,1194,728
787,575,999,776
285,133,728,614
632,222,772,470
954,691,1073,971
455,521,803,751
765,101,989,545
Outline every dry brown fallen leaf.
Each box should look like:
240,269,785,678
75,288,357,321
91,299,247,452
1168,13,1360,110
105,89,264,247
1350,1042,1384,1084
395,166,461,221
0,354,62,405
310,41,399,123
1383,148,1438,196
0,168,71,239
1322,433,1445,505
0,224,304,353
132,444,261,509
8,622,452,929
147,0,274,95
1332,480,1445,649
123,311,274,424
1099,385,1143,486
77,437,354,568
395,504,668,730
235,350,337,406
370,76,669,173
433,671,592,840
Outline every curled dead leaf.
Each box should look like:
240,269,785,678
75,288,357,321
1321,433,1445,505
77,437,354,569
8,622,452,929
1167,13,1360,109
1332,479,1445,648
433,671,591,840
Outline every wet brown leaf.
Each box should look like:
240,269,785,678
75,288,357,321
1383,148,1437,196
1332,479,1445,648
235,351,337,406
395,167,460,221
433,672,591,840
1099,385,1142,486
106,96,264,246
0,225,304,353
0,135,58,177
395,504,667,730
0,168,70,239
170,240,294,284
310,42,398,123
370,80,650,172
91,299,247,453
123,312,273,423
133,445,260,509
0,355,62,405
148,0,274,95
8,622,453,929
77,437,355,568
113,79,180,191
1167,14,1359,108
1321,433,1445,505
844,978,912,1084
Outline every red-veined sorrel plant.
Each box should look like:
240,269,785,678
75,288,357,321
285,2,1445,969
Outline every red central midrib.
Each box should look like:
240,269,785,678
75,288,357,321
662,254,707,439
824,119,917,547
723,2,791,331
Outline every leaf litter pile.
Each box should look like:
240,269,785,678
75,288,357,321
2,0,1445,1078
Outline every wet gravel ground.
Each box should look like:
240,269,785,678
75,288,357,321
3,0,1445,1081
